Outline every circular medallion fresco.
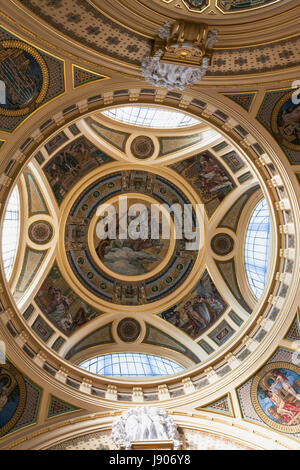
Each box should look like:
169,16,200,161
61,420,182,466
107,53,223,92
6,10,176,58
0,40,48,116
272,92,300,151
251,362,300,433
211,233,234,256
117,318,141,342
28,221,53,245
92,196,174,278
130,136,155,159
63,168,202,306
0,362,26,438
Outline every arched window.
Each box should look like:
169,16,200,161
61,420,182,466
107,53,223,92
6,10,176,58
244,199,271,300
1,186,20,281
79,353,184,377
102,106,200,128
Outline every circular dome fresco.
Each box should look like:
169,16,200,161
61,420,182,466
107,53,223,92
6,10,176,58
1,98,295,397
61,167,202,306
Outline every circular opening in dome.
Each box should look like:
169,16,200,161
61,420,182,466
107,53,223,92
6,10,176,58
1,186,20,281
244,198,271,300
102,106,200,128
79,353,185,377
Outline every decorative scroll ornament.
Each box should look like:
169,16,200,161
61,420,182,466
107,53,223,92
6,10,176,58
141,21,218,91
111,407,181,450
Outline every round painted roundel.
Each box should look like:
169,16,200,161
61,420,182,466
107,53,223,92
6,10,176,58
0,362,26,438
0,40,48,116
130,136,154,159
93,196,173,277
251,362,300,434
211,233,234,256
272,91,300,151
117,318,141,342
29,221,53,245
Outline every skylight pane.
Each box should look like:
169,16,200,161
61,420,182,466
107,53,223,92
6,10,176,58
79,353,184,377
102,106,200,128
1,186,20,281
244,199,271,300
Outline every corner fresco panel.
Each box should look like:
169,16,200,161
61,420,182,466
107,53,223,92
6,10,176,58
237,348,300,438
34,263,103,336
159,269,227,340
257,89,300,165
43,136,114,204
255,365,300,430
0,27,65,132
170,151,235,218
0,360,41,438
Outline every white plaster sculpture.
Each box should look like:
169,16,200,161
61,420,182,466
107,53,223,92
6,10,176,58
157,21,172,41
111,407,181,450
205,29,219,49
141,51,209,91
141,23,218,91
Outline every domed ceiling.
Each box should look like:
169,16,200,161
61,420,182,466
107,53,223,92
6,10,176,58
0,0,299,451
2,104,275,373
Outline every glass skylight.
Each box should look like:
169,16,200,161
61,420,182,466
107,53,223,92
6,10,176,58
79,353,184,377
244,199,271,300
1,186,20,281
102,106,200,128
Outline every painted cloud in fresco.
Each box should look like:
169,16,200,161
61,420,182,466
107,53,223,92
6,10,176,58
101,246,160,276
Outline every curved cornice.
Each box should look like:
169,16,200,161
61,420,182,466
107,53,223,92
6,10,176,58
4,0,300,80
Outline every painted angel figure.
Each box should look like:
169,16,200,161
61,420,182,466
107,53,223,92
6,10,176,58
271,370,300,400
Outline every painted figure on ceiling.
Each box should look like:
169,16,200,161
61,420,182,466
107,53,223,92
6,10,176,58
257,367,300,426
96,209,164,276
47,287,74,332
159,269,227,338
34,264,100,335
276,100,300,147
171,151,234,216
265,390,300,424
0,48,42,110
44,137,112,204
0,369,20,429
272,370,300,401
